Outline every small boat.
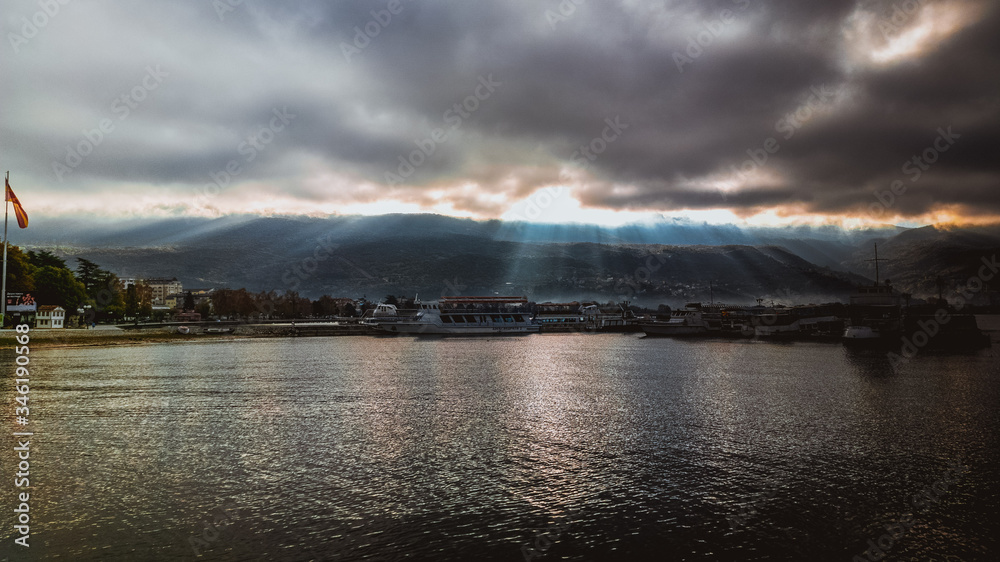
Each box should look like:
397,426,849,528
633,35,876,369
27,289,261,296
754,306,842,340
639,303,713,337
581,303,641,332
361,302,409,326
177,326,190,334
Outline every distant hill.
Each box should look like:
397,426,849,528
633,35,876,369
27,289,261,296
19,214,876,306
841,225,1000,300
21,213,996,306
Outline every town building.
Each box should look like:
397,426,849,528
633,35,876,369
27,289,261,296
36,305,66,329
145,278,183,306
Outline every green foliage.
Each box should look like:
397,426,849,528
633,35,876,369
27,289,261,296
195,300,211,319
93,272,125,320
312,295,338,317
26,249,66,269
32,266,87,311
3,245,34,294
124,284,139,319
75,258,102,292
136,282,153,318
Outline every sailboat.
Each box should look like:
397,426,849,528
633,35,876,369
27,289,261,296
842,243,904,342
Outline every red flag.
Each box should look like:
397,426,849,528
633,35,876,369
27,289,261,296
5,177,28,229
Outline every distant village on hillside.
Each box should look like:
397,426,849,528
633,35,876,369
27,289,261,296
5,245,998,330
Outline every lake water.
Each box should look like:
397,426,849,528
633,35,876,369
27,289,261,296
3,333,999,561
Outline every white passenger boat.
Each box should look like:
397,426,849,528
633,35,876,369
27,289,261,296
377,297,539,335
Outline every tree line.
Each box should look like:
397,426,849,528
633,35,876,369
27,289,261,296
4,246,151,324
209,289,357,320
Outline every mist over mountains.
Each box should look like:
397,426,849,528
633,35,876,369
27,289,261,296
18,215,999,306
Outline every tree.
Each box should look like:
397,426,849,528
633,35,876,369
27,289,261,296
183,291,195,311
26,249,66,269
136,282,153,318
3,245,34,294
254,291,277,319
124,284,139,320
312,295,340,317
311,298,326,317
75,258,102,292
340,302,357,317
91,271,125,320
195,300,211,320
33,266,87,312
384,294,399,306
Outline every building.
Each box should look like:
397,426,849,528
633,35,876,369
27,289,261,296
164,292,183,309
145,278,183,306
36,305,66,329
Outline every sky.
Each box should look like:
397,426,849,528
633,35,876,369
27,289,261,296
3,0,999,227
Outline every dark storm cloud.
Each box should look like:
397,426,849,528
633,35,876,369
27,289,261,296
3,0,998,220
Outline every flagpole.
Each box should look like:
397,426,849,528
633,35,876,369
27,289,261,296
1,171,8,328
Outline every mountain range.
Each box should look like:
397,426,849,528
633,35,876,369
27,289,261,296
17,215,1000,306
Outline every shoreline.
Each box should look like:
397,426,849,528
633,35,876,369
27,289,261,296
4,314,998,349
0,324,378,349
1,329,241,349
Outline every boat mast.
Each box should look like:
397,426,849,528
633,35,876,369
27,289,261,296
866,242,888,286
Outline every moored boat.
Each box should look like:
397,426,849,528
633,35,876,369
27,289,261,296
377,296,540,335
842,244,905,344
639,303,714,337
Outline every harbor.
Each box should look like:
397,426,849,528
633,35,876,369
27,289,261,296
31,288,989,355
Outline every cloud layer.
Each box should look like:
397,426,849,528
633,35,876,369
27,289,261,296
4,0,999,224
